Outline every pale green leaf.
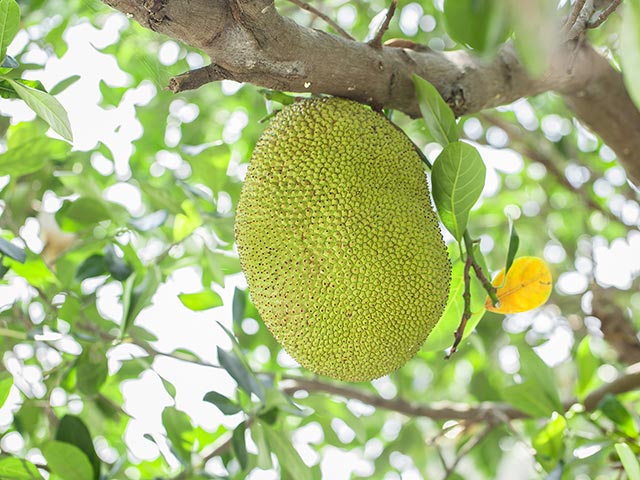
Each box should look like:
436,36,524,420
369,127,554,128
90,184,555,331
431,141,486,241
413,74,458,146
620,1,640,110
616,443,640,480
42,441,93,480
178,290,223,311
0,0,19,61
6,78,73,141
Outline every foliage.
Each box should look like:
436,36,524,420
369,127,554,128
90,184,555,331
0,0,638,479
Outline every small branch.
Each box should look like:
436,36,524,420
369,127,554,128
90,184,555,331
442,426,493,480
280,361,640,422
367,0,398,49
588,0,623,28
285,0,354,40
564,0,587,32
446,254,473,358
565,0,595,39
169,64,237,93
200,417,254,465
464,232,499,306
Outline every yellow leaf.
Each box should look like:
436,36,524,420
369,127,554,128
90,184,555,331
486,256,552,314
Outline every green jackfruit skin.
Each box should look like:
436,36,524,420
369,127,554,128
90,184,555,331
235,97,451,382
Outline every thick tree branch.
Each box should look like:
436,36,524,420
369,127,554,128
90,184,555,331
100,0,640,183
281,362,640,422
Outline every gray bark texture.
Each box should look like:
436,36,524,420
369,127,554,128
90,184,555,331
102,0,640,184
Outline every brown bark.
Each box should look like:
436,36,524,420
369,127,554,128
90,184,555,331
101,0,640,183
593,286,640,365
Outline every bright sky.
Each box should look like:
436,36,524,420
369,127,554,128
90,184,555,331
0,6,639,479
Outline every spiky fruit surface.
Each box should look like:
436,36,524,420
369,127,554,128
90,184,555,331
235,97,451,382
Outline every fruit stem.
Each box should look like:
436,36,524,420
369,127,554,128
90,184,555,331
463,231,500,307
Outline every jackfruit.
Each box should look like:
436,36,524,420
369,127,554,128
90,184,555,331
235,97,451,382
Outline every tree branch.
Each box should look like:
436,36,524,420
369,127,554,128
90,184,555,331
281,362,640,422
100,0,640,182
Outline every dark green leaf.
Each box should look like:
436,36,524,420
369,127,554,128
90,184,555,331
56,415,101,480
0,0,20,61
0,237,25,263
598,394,639,438
0,372,13,408
162,407,193,463
64,197,111,225
129,209,168,231
0,54,17,68
444,0,510,54
217,346,265,400
203,391,242,415
532,413,566,472
48,75,81,96
178,290,223,311
104,244,132,281
232,421,248,471
263,423,312,480
232,288,246,328
76,343,108,395
413,74,458,146
432,141,486,241
75,254,107,281
6,78,73,141
0,79,45,99
121,266,161,337
504,216,520,277
615,443,640,480
42,441,93,480
0,456,44,479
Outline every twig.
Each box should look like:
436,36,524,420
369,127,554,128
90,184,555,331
442,426,493,480
588,0,623,28
565,0,595,39
464,232,499,306
564,0,587,32
200,417,254,465
279,361,640,422
446,254,473,359
367,0,398,49
285,0,354,40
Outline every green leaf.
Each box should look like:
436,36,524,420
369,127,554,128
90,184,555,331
532,413,567,472
0,456,44,479
217,346,265,401
504,216,520,277
49,75,81,96
576,336,599,400
0,54,17,68
262,423,312,480
203,391,242,415
431,141,486,241
104,244,132,281
422,259,486,351
121,266,161,337
42,441,94,480
76,343,108,395
616,443,640,480
0,0,19,61
162,407,193,463
413,74,458,146
258,89,296,105
251,422,273,470
444,0,510,54
173,200,202,242
0,135,71,177
502,383,556,418
598,394,639,438
5,78,73,141
75,254,107,281
159,375,177,398
178,290,223,311
0,372,13,408
64,197,111,225
0,236,25,263
620,0,640,111
56,415,101,480
232,421,248,471
232,288,246,328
